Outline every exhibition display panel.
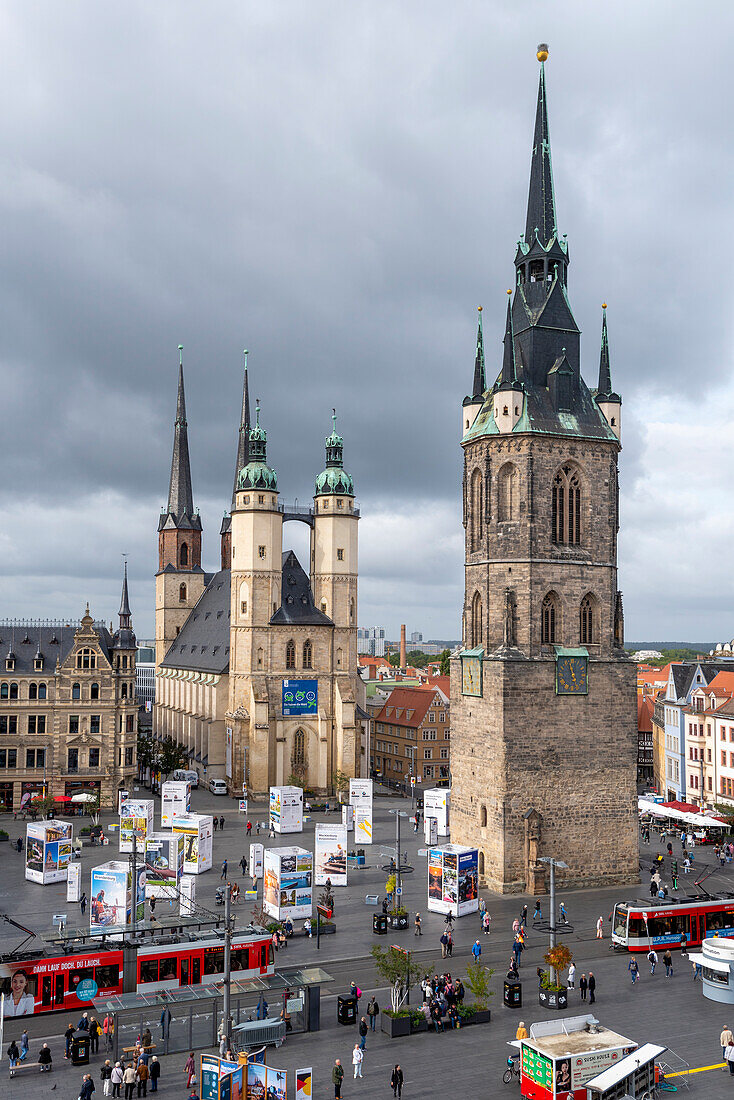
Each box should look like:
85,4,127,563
427,844,479,917
161,781,191,828
314,823,348,886
90,860,145,930
172,813,214,874
424,788,450,837
25,820,73,884
119,798,155,852
144,832,185,898
263,846,313,920
350,778,373,845
269,786,303,834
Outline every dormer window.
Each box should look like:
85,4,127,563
34,657,43,671
5,657,14,671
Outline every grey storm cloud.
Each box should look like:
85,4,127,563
0,1,733,642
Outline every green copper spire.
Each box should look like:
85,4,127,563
315,409,354,497
237,398,277,491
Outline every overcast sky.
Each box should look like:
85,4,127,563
0,2,732,643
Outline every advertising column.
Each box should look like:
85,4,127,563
349,778,373,845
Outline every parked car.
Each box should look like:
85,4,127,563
209,778,228,796
173,769,199,788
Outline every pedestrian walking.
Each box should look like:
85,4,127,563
213,817,218,832
137,1058,149,1096
440,931,448,958
482,910,491,935
352,1042,364,1078
579,973,588,1001
80,892,88,916
102,1060,113,1096
256,821,261,835
65,1021,76,1058
80,1072,96,1100
559,901,568,924
472,939,482,961
149,1058,160,1093
20,1029,29,1061
726,1042,734,1076
663,949,673,978
332,1059,344,1098
7,1040,20,1067
588,972,596,1004
521,904,528,926
446,930,453,957
240,855,248,877
111,1063,123,1099
721,1025,733,1063
391,1064,404,1098
104,1012,114,1050
647,949,658,974
692,959,702,981
513,937,523,965
246,820,252,836
359,1016,368,1050
414,912,422,936
220,860,227,880
367,996,379,1031
219,816,224,831
123,1064,137,1100
596,916,603,939
567,963,576,989
269,821,275,838
628,959,639,984
533,900,542,920
184,1052,196,1089
78,1011,90,1030
90,1016,100,1053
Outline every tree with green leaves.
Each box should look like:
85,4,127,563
370,945,430,1011
330,769,350,798
156,737,190,780
464,960,494,1009
439,649,451,676
388,653,400,668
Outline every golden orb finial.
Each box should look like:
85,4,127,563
477,305,482,312
602,302,607,310
507,288,512,295
537,43,549,63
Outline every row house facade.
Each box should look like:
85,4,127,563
683,671,734,809
372,685,450,788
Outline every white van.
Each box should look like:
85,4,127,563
173,769,199,788
209,778,228,796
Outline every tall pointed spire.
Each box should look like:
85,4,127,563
167,346,195,518
119,559,132,629
472,307,486,398
497,290,520,389
597,304,613,398
231,349,252,508
524,45,557,247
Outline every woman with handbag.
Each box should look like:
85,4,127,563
184,1052,196,1089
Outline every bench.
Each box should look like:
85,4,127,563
9,1062,53,1078
122,1044,156,1056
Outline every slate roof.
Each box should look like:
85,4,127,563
160,571,231,674
670,663,695,701
0,623,114,675
270,552,333,627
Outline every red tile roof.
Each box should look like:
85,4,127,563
358,655,390,668
376,687,444,729
638,695,654,733
703,671,734,697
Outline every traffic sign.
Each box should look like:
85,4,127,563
396,887,402,895
410,777,416,789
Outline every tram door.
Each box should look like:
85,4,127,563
191,957,201,985
180,958,189,986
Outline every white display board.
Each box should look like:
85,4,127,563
341,804,354,833
145,832,185,898
314,823,348,886
161,781,191,828
263,846,313,920
427,844,479,917
25,820,73,884
66,861,81,901
250,843,264,878
349,778,373,845
269,786,303,834
117,790,130,815
424,788,450,837
179,874,196,915
424,816,438,845
90,860,145,930
172,813,214,874
119,798,155,853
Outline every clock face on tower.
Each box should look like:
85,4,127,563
461,653,483,697
555,655,589,695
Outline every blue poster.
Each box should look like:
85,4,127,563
282,679,318,717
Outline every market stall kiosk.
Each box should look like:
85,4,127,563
172,813,214,874
25,820,73,884
585,1043,666,1100
519,1016,636,1100
263,846,313,921
427,844,478,917
269,786,303,834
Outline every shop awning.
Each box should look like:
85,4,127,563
586,1044,666,1093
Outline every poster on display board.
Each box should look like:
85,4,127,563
172,814,214,874
423,788,450,836
160,782,190,828
249,843,264,878
25,821,73,884
90,861,143,929
117,790,130,816
263,847,312,920
226,727,233,779
179,874,196,915
145,833,185,898
67,861,81,901
247,1064,287,1100
119,799,155,852
349,778,373,844
295,1068,313,1100
354,808,372,844
314,823,348,886
341,804,353,832
269,786,303,833
424,816,438,845
427,845,478,917
282,678,317,717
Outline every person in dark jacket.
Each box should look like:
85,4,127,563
367,995,379,1030
38,1043,53,1071
588,971,596,1004
390,1064,404,1098
80,893,88,915
149,1057,161,1092
78,1011,90,1030
332,1059,344,1098
358,1016,368,1050
7,1040,20,1067
89,1016,100,1053
65,1022,76,1058
136,1059,149,1097
80,1071,96,1099
579,973,588,1001
101,1060,113,1097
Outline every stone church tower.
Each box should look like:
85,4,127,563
450,47,637,894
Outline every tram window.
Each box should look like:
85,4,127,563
41,976,53,1007
613,907,628,939
260,945,269,968
230,949,246,972
69,968,93,992
140,959,159,984
703,966,729,985
646,914,690,938
204,948,224,975
55,974,64,1005
95,965,119,990
706,910,734,932
160,958,177,981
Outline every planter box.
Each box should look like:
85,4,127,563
410,1017,428,1033
388,913,409,931
459,1008,491,1026
382,1014,411,1038
539,986,568,1010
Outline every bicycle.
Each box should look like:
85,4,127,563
503,1057,520,1085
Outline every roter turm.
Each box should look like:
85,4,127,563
449,46,638,895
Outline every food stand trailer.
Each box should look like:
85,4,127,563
520,1016,636,1100
585,1043,666,1100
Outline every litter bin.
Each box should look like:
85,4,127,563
337,993,357,1025
357,849,365,867
373,913,388,935
71,1030,91,1066
503,980,522,1009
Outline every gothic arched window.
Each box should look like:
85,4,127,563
302,639,313,669
286,639,296,670
179,583,187,602
541,592,560,645
580,593,597,645
498,463,519,521
0,682,8,700
292,729,306,771
552,464,582,545
471,591,483,649
180,542,189,567
91,682,99,700
470,468,483,550
9,682,18,700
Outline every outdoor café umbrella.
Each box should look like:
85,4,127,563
70,792,97,803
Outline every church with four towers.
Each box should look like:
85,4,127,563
154,352,364,796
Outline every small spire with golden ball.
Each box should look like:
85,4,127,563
477,305,482,313
537,43,549,63
602,302,607,310
507,288,513,295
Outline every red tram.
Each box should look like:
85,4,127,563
0,930,274,1018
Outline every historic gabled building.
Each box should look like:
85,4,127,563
154,353,364,795
450,46,638,893
0,569,138,812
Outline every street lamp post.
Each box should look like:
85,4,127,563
538,857,569,984
387,809,408,912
